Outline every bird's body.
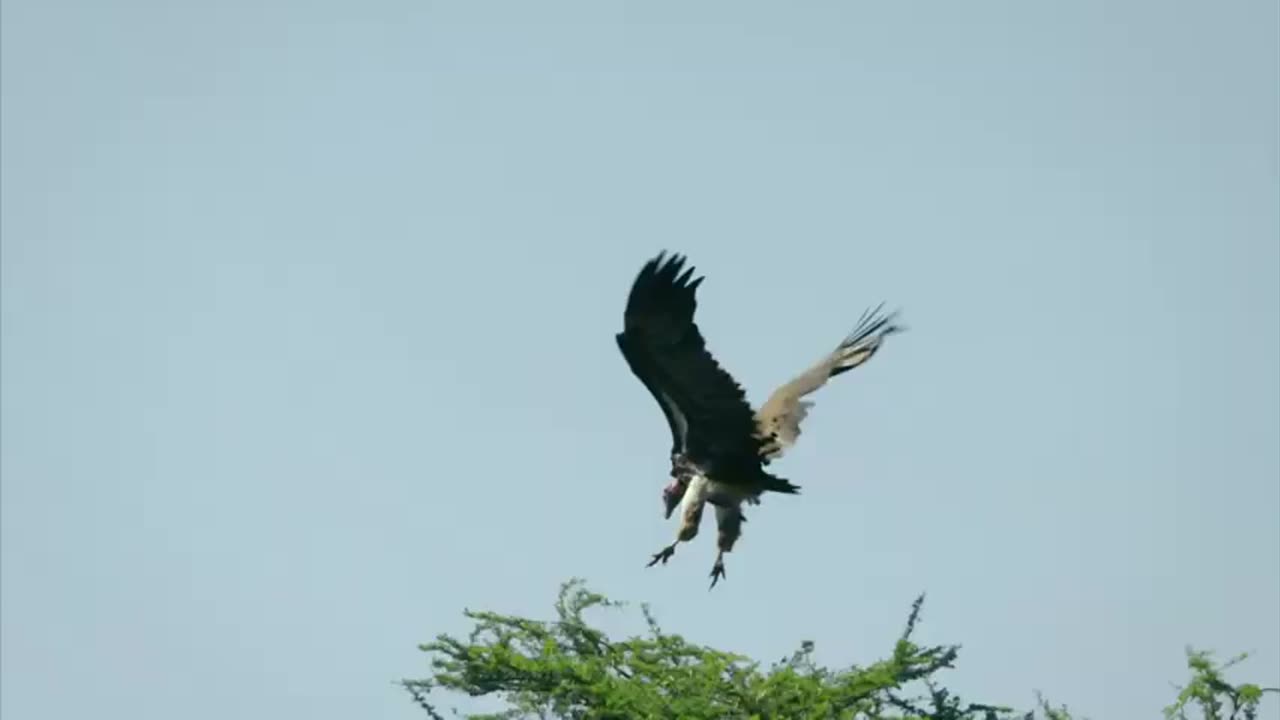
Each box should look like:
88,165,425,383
615,251,904,587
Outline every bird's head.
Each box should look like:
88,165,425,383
661,479,684,519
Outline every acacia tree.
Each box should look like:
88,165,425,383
402,579,1274,720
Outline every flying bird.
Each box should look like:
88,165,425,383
615,251,904,588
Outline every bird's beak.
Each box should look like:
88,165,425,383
665,481,686,515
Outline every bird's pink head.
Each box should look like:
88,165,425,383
661,479,683,519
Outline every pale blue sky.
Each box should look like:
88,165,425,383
3,1,1277,718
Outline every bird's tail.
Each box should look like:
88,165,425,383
758,470,800,495
829,303,905,378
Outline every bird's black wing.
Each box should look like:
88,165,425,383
615,252,766,474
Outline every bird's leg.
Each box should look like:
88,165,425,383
646,474,709,569
709,549,727,588
708,501,745,590
646,504,701,567
646,542,678,567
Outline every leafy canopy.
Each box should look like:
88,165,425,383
403,579,1275,720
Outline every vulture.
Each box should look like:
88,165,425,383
615,251,904,588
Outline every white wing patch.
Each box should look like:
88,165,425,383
658,388,689,446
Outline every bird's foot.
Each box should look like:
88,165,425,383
708,559,727,589
646,544,676,568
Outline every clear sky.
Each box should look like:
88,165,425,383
3,1,1277,718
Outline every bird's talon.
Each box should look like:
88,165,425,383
646,546,675,568
708,562,726,589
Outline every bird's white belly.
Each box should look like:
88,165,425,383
677,474,757,528
703,478,756,507
696,474,752,507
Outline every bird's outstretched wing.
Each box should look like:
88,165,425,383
755,304,904,461
615,252,765,472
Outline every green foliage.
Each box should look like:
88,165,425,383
403,579,1013,719
402,579,1275,720
1162,648,1279,720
